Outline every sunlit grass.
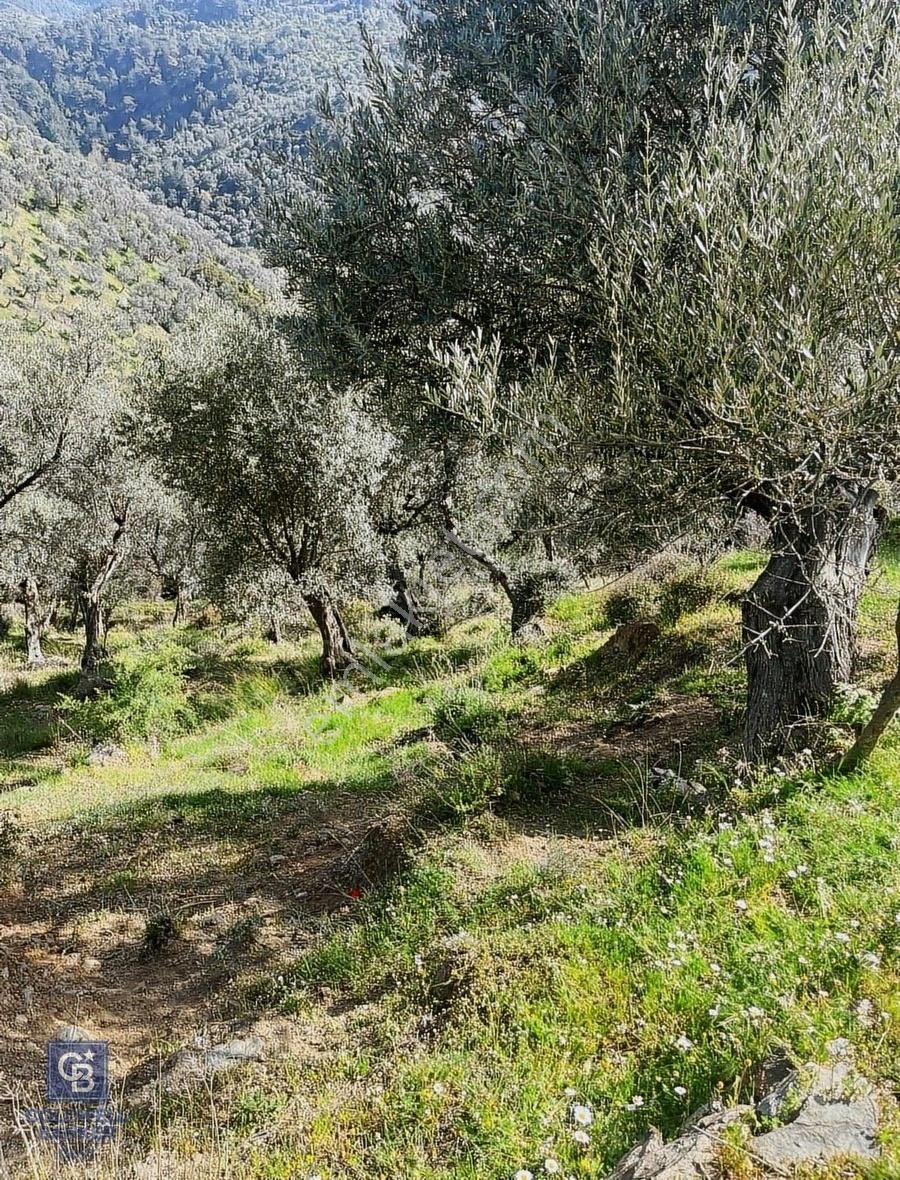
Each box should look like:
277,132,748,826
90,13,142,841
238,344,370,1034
2,546,899,1179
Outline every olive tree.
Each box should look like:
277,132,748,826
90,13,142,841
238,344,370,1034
274,0,900,758
138,307,388,677
0,490,72,665
581,0,900,757
0,318,110,516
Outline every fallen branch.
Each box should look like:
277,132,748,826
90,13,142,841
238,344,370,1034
835,600,900,773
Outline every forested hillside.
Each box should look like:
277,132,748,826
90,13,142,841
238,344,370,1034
0,0,396,243
0,124,275,338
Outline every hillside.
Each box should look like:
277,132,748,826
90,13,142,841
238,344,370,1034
0,0,396,244
0,547,898,1177
0,124,276,340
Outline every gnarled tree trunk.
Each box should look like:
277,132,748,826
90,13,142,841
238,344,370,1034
440,500,541,636
304,594,354,679
379,551,425,636
78,509,129,687
19,576,46,667
80,594,106,678
742,490,883,760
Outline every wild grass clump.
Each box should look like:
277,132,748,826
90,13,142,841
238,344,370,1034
59,635,282,744
418,744,582,823
61,639,195,742
604,576,662,625
658,563,728,625
481,642,545,690
428,684,507,747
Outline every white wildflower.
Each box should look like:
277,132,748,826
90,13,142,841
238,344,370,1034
572,1104,593,1127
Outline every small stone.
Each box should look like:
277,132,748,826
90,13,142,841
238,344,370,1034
55,1023,94,1042
88,743,128,767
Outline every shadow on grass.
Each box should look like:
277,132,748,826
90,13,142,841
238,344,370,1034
0,668,80,757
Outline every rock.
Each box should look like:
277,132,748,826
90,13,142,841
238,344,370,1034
88,743,128,767
755,1049,801,1119
606,1107,752,1179
204,1036,264,1070
55,1022,95,1042
607,1049,881,1178
750,1058,878,1171
143,1034,265,1098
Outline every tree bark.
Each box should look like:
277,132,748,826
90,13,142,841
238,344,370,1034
379,552,425,636
742,489,883,760
80,594,106,677
836,601,900,772
19,576,46,667
304,594,354,678
78,508,128,683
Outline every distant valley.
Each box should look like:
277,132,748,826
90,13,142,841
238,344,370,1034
0,0,395,244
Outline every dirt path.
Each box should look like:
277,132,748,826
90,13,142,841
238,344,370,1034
0,788,398,1106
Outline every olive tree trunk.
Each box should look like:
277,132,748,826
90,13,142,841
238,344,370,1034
78,510,129,686
80,594,107,678
440,500,540,636
379,551,426,636
742,491,882,760
836,601,900,773
304,594,355,679
19,576,46,667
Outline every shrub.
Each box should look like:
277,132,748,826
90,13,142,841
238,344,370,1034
428,685,507,747
604,577,662,625
831,683,878,729
658,564,727,625
419,745,579,823
420,746,511,821
61,640,196,742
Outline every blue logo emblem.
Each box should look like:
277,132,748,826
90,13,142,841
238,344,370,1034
46,1041,109,1103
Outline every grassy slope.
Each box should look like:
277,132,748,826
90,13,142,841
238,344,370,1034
0,547,899,1179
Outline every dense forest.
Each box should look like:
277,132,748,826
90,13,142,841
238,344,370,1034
0,0,396,242
0,1,899,1178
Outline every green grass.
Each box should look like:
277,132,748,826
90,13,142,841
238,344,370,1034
1,548,899,1179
